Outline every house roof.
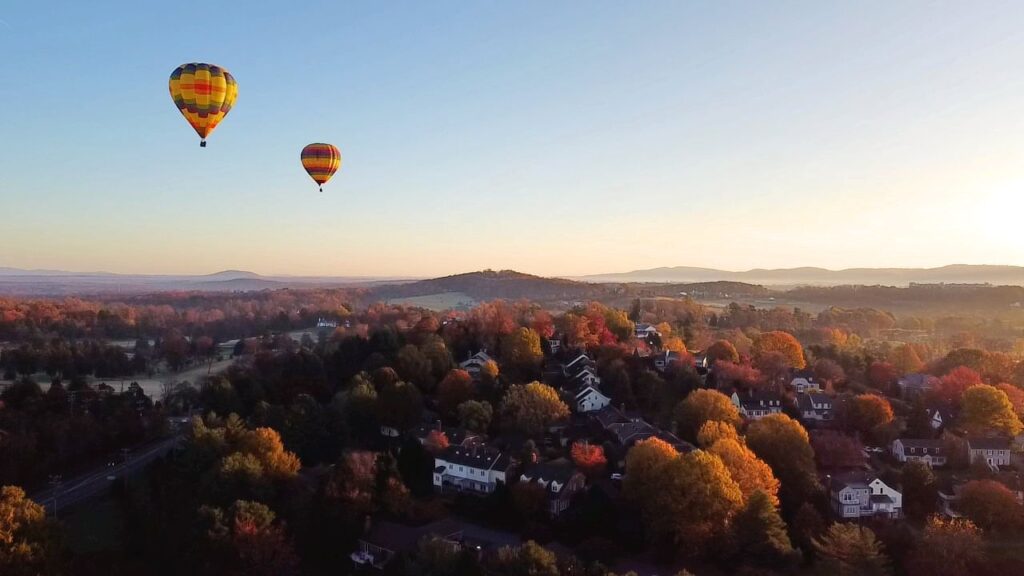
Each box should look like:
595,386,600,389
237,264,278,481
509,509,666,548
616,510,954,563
608,420,658,445
895,438,944,451
900,373,939,389
968,437,1011,451
436,444,510,471
797,392,832,411
791,369,816,381
522,458,577,486
831,471,889,492
592,405,628,428
361,518,464,554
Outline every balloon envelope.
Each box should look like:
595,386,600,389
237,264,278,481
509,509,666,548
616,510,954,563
169,63,238,146
301,143,342,190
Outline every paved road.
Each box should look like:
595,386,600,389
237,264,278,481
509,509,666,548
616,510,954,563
31,434,183,515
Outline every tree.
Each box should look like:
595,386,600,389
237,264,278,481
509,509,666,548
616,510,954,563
499,382,569,437
571,441,607,478
733,489,795,569
501,327,543,372
706,340,740,365
457,400,493,433
650,450,743,555
623,437,678,511
867,362,898,392
490,540,559,576
713,361,763,391
843,394,895,440
437,369,475,416
891,344,924,375
424,430,450,454
746,414,821,511
995,382,1024,419
957,479,1023,532
708,437,780,506
0,486,62,576
752,331,806,370
958,384,1023,436
813,523,891,576
905,516,986,576
813,358,845,388
933,366,983,408
200,500,300,576
697,420,739,448
899,461,937,520
673,389,742,442
810,431,866,469
376,380,423,432
397,344,434,391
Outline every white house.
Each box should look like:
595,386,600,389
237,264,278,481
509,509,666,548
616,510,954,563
967,437,1012,469
928,408,954,431
891,438,946,467
731,390,784,420
634,323,661,340
563,353,595,375
830,472,902,519
572,384,611,413
459,351,494,379
790,370,821,393
570,365,602,388
433,444,513,495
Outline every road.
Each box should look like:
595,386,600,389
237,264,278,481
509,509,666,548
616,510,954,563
31,435,183,515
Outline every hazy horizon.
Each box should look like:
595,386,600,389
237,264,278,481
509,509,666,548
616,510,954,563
3,1,1024,277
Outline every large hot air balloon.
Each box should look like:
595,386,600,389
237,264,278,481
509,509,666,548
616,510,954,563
300,143,342,192
168,63,238,147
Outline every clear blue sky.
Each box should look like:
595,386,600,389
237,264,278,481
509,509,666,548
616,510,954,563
2,1,1023,277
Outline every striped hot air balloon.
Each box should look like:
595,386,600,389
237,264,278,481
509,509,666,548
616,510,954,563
300,143,342,192
168,63,238,147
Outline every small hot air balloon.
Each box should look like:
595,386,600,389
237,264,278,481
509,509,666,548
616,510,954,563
301,143,342,192
169,63,238,147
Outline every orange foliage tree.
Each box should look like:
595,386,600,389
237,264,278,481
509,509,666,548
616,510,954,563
570,441,607,477
752,331,806,370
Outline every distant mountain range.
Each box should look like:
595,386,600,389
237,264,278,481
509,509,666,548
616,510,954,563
577,264,1024,287
0,268,413,295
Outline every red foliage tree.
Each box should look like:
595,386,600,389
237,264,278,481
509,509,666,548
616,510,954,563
571,441,607,477
933,366,983,408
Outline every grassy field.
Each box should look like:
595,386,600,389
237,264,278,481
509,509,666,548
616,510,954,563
387,291,477,311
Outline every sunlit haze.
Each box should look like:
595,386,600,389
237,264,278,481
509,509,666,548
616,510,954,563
2,1,1023,277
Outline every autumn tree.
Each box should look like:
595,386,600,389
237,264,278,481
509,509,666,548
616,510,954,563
646,450,743,555
199,500,300,576
905,516,986,576
697,420,739,448
571,441,608,478
867,362,899,392
0,486,63,576
746,414,821,512
891,344,925,375
623,437,678,511
501,327,543,373
706,340,740,365
842,394,895,440
499,382,569,437
813,524,891,576
375,379,423,432
457,400,493,433
673,389,742,443
423,430,450,454
810,431,866,470
437,369,475,416
708,437,780,506
732,489,795,569
490,540,560,576
958,384,1023,436
933,366,983,408
813,358,845,388
995,383,1024,419
713,361,763,391
958,479,1024,532
752,331,806,370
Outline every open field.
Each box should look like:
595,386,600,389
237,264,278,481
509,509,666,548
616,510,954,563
387,291,477,311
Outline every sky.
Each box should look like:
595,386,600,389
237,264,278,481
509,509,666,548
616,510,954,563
1,1,1023,278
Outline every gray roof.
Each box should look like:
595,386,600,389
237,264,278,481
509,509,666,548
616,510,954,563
968,437,1011,451
437,444,511,471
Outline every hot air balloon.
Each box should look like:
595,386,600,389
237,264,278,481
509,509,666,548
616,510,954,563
168,63,238,147
301,143,342,192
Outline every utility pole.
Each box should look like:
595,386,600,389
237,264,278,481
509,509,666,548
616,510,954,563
48,474,62,518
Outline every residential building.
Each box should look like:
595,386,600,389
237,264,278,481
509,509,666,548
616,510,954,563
433,444,513,495
898,373,939,399
519,458,586,516
352,518,519,570
459,351,494,379
414,423,482,448
634,323,661,340
891,438,946,467
653,350,683,372
790,370,821,393
796,392,834,423
967,437,1012,469
928,407,954,431
570,383,611,413
731,390,784,420
830,472,902,519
